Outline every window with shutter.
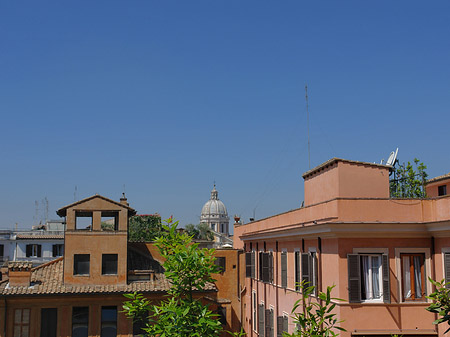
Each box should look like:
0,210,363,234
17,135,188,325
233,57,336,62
281,252,287,288
301,253,310,286
246,252,252,277
348,253,390,303
295,251,301,291
258,304,265,337
277,316,283,337
283,316,288,333
347,254,361,303
265,309,274,337
269,253,273,283
215,257,226,273
251,251,256,279
26,245,32,257
445,253,450,289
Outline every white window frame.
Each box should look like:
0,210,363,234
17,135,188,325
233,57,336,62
352,248,388,303
394,248,431,303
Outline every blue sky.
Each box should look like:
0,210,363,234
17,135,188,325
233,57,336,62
1,1,449,230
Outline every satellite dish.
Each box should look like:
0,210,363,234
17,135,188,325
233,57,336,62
386,148,398,166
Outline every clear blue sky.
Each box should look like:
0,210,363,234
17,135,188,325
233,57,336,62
1,1,449,230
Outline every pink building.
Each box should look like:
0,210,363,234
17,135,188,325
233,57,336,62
234,158,450,337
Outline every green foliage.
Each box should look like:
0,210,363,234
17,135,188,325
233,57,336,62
123,218,237,337
128,214,163,242
390,158,428,198
185,222,214,241
101,221,114,231
426,278,450,333
284,281,345,337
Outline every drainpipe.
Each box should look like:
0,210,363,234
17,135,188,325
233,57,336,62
431,236,438,334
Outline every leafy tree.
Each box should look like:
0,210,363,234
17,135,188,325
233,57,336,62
123,218,245,336
426,278,450,333
390,158,428,198
284,281,345,337
185,222,214,241
128,214,163,242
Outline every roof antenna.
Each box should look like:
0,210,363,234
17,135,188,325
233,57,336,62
305,84,311,169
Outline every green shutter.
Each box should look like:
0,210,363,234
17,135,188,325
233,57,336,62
445,253,450,288
295,252,301,291
251,252,256,279
347,254,361,303
269,253,274,283
246,252,252,277
283,316,288,333
265,309,274,337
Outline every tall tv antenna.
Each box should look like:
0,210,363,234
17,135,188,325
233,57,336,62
305,84,311,169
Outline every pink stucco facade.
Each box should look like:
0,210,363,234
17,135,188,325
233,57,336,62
234,158,450,337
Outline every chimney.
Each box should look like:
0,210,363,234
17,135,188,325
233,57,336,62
120,193,129,206
8,261,32,286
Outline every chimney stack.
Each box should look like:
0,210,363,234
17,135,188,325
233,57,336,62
8,262,32,286
120,193,129,206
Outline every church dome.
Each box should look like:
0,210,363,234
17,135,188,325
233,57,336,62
200,185,230,235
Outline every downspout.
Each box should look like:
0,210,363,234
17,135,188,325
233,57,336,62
431,236,438,334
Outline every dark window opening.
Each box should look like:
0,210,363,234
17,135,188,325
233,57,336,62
101,306,117,337
102,254,118,275
218,306,226,326
101,211,119,231
52,244,64,257
0,244,4,259
72,307,89,337
438,185,447,196
26,244,42,258
215,256,226,273
40,308,57,337
294,252,301,291
75,211,93,230
74,254,90,275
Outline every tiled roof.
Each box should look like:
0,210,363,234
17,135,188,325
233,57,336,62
15,234,64,240
0,258,216,296
428,172,450,183
8,261,32,270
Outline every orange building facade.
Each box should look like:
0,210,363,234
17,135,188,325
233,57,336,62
234,158,450,337
0,195,241,337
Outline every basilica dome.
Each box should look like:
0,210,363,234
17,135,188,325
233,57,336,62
200,185,230,235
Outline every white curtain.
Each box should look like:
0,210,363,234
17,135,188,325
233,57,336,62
403,256,412,299
371,256,380,299
362,256,370,299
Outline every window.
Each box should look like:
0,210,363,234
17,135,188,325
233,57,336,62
74,254,90,275
218,306,226,325
215,256,226,273
438,185,447,196
302,252,318,295
102,254,118,275
259,252,273,283
401,253,425,301
26,244,42,257
52,244,64,257
211,223,216,231
133,313,149,337
265,308,274,337
14,308,30,337
245,251,255,278
258,304,265,337
101,211,119,231
280,251,287,288
277,315,289,337
72,307,89,337
75,211,93,230
0,244,4,258
294,251,301,291
221,223,224,233
347,253,390,303
444,252,450,288
40,308,57,337
101,306,117,337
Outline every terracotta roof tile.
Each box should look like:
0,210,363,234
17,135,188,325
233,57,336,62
428,172,450,183
0,258,216,296
16,234,64,240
